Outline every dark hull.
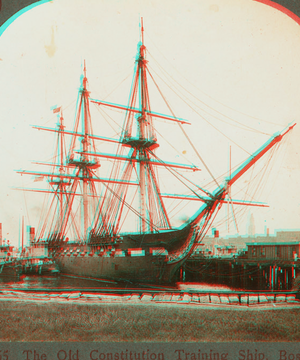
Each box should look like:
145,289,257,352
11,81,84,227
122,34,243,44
50,224,200,284
53,251,183,284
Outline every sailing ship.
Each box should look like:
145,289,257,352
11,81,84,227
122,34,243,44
17,21,296,284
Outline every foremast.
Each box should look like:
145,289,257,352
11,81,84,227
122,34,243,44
67,62,100,241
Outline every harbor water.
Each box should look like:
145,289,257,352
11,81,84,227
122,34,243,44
0,271,297,292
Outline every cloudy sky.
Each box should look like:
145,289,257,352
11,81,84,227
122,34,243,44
0,0,299,246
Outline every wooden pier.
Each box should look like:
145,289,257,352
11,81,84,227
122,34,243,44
183,256,300,291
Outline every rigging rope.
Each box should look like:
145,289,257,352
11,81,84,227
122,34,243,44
148,149,211,200
146,65,222,188
144,38,283,127
147,65,252,157
147,61,270,136
91,170,161,233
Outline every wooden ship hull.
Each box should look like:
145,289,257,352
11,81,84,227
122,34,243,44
52,248,181,284
50,225,199,284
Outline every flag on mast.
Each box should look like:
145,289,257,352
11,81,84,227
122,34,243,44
53,106,61,114
51,104,61,114
33,175,44,182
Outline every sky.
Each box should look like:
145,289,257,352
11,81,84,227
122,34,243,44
0,0,299,246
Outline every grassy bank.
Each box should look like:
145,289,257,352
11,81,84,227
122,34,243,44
1,301,300,342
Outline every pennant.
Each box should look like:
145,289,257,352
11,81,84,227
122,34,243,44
34,175,44,182
52,106,61,114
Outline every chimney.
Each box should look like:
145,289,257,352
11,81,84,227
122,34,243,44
214,229,219,238
30,227,35,244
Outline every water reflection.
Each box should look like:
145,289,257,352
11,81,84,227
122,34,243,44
0,275,234,292
0,275,123,290
0,274,179,291
0,269,296,292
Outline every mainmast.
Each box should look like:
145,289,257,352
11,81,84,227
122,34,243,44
81,62,90,239
90,19,200,235
138,19,148,232
124,18,171,233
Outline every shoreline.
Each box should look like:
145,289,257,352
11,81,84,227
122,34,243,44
0,289,299,310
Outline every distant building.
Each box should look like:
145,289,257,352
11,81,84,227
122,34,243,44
247,241,299,261
192,230,300,259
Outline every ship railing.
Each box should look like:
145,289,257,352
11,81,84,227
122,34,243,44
19,256,49,260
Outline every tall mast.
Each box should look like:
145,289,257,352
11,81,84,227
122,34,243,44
59,111,64,228
124,18,171,233
82,61,89,239
139,18,147,232
22,216,24,249
66,61,100,241
88,20,200,235
47,108,70,240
